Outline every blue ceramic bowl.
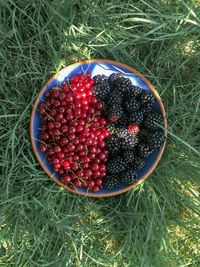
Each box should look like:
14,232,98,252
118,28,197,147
30,59,167,197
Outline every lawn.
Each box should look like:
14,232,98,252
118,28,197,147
0,0,200,266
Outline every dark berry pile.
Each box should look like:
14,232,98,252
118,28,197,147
38,72,165,192
94,73,165,189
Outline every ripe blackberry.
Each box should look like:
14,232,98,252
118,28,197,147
138,143,154,158
123,149,135,163
141,104,152,115
144,112,163,130
106,136,121,154
93,80,111,101
139,91,155,106
132,157,145,170
128,110,144,125
108,73,123,87
115,128,138,149
121,134,139,150
148,130,165,149
109,104,123,118
124,85,143,98
115,128,129,139
124,85,135,99
114,76,132,93
108,90,123,105
93,74,108,84
124,97,140,112
122,169,139,185
103,175,120,189
107,156,127,174
133,86,143,97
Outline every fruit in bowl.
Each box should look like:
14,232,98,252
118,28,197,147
30,59,167,197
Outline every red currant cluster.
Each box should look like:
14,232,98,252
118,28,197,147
38,72,110,192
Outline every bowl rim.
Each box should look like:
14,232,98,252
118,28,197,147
30,58,167,198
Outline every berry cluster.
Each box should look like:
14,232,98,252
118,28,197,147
93,73,165,189
38,73,110,192
38,71,165,192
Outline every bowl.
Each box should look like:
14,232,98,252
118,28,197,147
30,59,167,197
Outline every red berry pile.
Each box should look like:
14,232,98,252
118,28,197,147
38,72,110,192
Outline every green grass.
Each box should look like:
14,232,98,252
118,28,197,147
0,0,200,266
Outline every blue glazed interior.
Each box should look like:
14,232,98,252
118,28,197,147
32,61,162,195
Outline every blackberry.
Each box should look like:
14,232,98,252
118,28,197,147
115,127,137,138
124,97,140,112
124,85,135,99
109,104,123,118
108,90,123,105
144,112,163,130
123,149,135,163
124,85,143,98
121,134,139,150
107,156,127,174
132,86,143,97
93,74,108,84
122,169,139,185
115,128,129,139
93,80,111,101
138,143,154,158
106,136,121,154
139,91,155,106
114,76,132,93
128,110,144,125
108,73,123,87
103,175,120,189
115,128,138,149
141,104,152,115
132,157,145,170
148,130,165,149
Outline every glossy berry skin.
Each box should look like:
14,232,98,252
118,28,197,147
40,144,47,152
92,186,100,192
87,180,95,189
61,175,72,184
84,169,92,178
38,72,110,192
73,180,83,188
53,146,61,153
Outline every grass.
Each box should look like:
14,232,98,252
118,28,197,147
0,0,200,266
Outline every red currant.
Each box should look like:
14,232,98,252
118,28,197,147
87,179,95,189
38,72,110,192
96,179,102,186
92,185,100,192
73,180,83,188
40,144,47,152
